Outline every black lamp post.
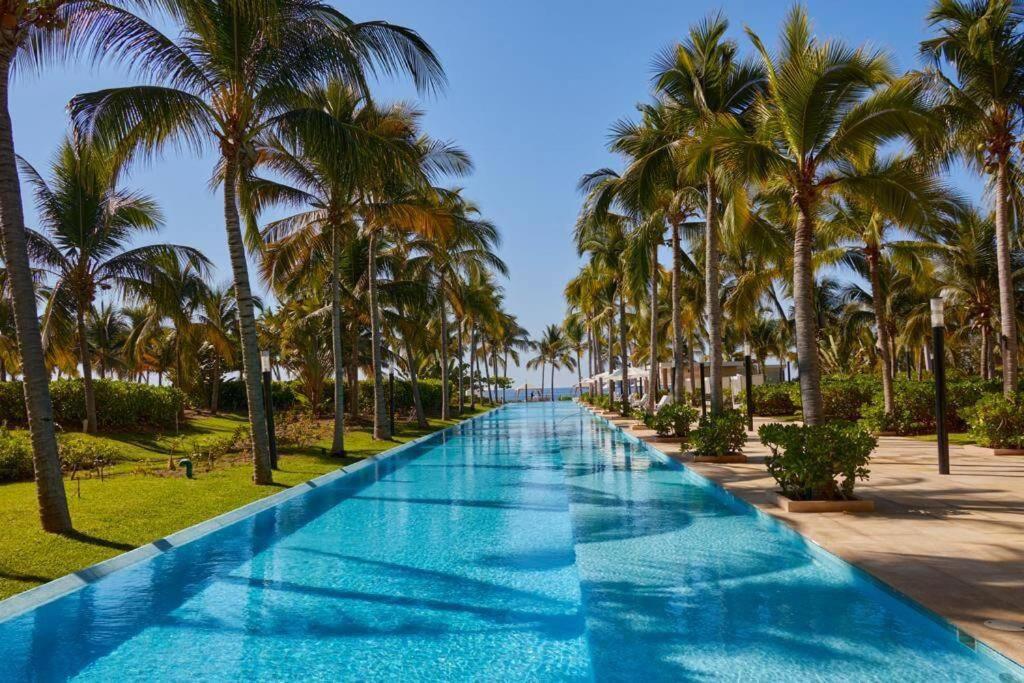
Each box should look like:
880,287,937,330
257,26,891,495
261,350,278,470
931,297,950,475
388,368,395,435
699,357,707,418
743,342,754,432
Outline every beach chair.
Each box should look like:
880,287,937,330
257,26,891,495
653,394,673,413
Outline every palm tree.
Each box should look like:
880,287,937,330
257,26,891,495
86,302,128,380
653,14,765,414
256,81,425,453
197,284,240,414
920,0,1024,396
818,153,959,415
0,0,167,533
70,0,444,482
710,6,943,424
21,137,205,433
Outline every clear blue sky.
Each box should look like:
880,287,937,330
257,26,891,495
12,0,972,388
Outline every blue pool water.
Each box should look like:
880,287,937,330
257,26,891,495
0,403,1020,681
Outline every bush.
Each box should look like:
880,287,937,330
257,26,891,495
275,410,325,449
861,379,996,436
760,422,875,500
690,410,747,457
820,376,877,421
643,403,698,438
753,383,798,416
966,394,1024,449
58,436,122,473
0,380,185,431
0,426,33,482
209,380,297,413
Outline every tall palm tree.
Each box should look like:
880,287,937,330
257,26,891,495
710,6,943,424
86,302,128,380
653,14,765,414
70,0,444,483
818,153,959,415
0,0,166,532
197,284,240,413
22,137,205,433
256,81,425,454
920,0,1024,396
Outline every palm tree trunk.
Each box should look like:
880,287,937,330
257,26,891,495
439,292,450,420
457,319,465,415
367,231,390,440
540,360,545,400
671,222,684,402
868,248,894,415
550,362,556,401
469,325,478,410
689,330,697,404
330,228,346,454
211,357,221,413
619,289,628,414
77,307,98,434
405,341,428,428
793,203,824,424
982,322,991,380
706,177,723,415
995,157,1019,397
503,351,509,403
481,342,492,403
648,240,659,413
0,53,71,532
222,155,272,483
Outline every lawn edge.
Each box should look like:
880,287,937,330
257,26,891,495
0,407,499,624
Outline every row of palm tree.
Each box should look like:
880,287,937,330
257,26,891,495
564,2,1024,426
1,0,515,535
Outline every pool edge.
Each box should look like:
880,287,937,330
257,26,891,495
583,404,1024,675
0,406,502,624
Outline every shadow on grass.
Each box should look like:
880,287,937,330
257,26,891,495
62,530,134,552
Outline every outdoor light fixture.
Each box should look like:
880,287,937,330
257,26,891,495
743,342,754,431
260,350,278,469
930,297,945,328
931,297,949,475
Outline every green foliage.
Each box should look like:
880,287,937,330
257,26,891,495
642,403,699,438
690,410,746,457
752,383,798,416
275,411,325,449
208,380,297,412
0,380,185,431
0,427,33,483
558,395,574,401
355,379,444,415
58,437,122,473
760,423,875,501
966,394,1024,449
820,376,877,421
862,379,997,435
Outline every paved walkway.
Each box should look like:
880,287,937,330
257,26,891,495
591,408,1024,666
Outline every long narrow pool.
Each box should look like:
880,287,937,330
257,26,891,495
1,403,1020,681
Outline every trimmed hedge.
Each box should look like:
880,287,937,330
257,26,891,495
0,380,185,431
204,379,298,413
753,383,798,416
966,394,1024,449
861,378,999,435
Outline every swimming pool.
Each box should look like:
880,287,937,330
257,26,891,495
0,402,1020,681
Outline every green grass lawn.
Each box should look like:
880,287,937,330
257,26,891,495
0,407,488,601
908,431,977,445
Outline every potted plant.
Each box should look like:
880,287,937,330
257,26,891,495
687,410,747,463
759,422,876,512
965,394,1024,456
642,403,699,442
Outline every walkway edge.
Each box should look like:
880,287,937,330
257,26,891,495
0,407,500,624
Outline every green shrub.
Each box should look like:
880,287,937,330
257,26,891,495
753,383,798,416
209,380,297,413
860,379,994,435
0,426,33,482
966,394,1024,449
760,422,875,500
690,410,747,457
58,436,122,473
558,394,574,401
0,380,185,431
643,403,698,438
820,376,877,421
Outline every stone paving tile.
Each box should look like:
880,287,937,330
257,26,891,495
589,408,1024,666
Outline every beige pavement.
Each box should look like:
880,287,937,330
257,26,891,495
591,408,1024,666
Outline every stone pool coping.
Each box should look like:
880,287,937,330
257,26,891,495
581,403,1024,674
0,407,498,624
